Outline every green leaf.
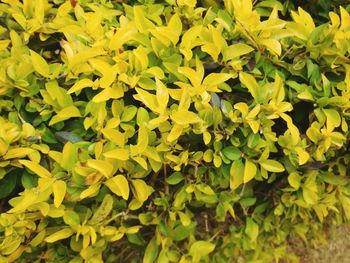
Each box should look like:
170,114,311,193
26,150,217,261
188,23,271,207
166,172,184,185
222,146,241,161
143,237,159,263
0,173,17,199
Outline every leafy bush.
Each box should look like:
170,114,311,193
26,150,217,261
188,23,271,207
0,0,349,262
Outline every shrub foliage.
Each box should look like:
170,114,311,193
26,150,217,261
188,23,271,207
0,0,349,262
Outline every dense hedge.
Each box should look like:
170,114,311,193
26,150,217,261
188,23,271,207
0,0,349,262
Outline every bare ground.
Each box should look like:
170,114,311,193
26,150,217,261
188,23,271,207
292,224,350,263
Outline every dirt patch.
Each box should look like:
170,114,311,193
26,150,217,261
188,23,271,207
290,224,350,263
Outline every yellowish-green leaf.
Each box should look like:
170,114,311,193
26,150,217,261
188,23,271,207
323,108,341,132
203,73,231,87
189,241,215,263
222,43,254,61
30,50,50,77
239,72,260,103
259,159,285,173
67,79,94,94
143,237,159,263
245,218,259,241
243,159,257,183
45,229,73,243
288,172,301,190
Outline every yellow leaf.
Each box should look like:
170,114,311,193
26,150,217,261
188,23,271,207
101,128,125,147
67,79,94,94
323,108,341,132
156,78,169,114
52,180,66,208
109,27,137,51
295,147,310,166
8,189,39,213
104,148,129,161
259,39,281,56
167,123,184,142
132,156,148,170
30,50,50,77
35,0,45,24
131,179,149,203
133,6,155,33
61,142,77,171
45,229,73,243
340,6,350,30
130,125,148,156
19,160,51,178
105,174,129,200
86,159,114,178
243,159,257,183
49,106,81,125
222,43,255,61
178,67,203,87
180,25,203,60
143,146,161,162
168,13,182,41
80,183,101,199
134,88,158,113
171,110,202,125
203,73,231,87
3,148,34,160
92,88,113,103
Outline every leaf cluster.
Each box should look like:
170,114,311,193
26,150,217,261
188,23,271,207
0,0,349,262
